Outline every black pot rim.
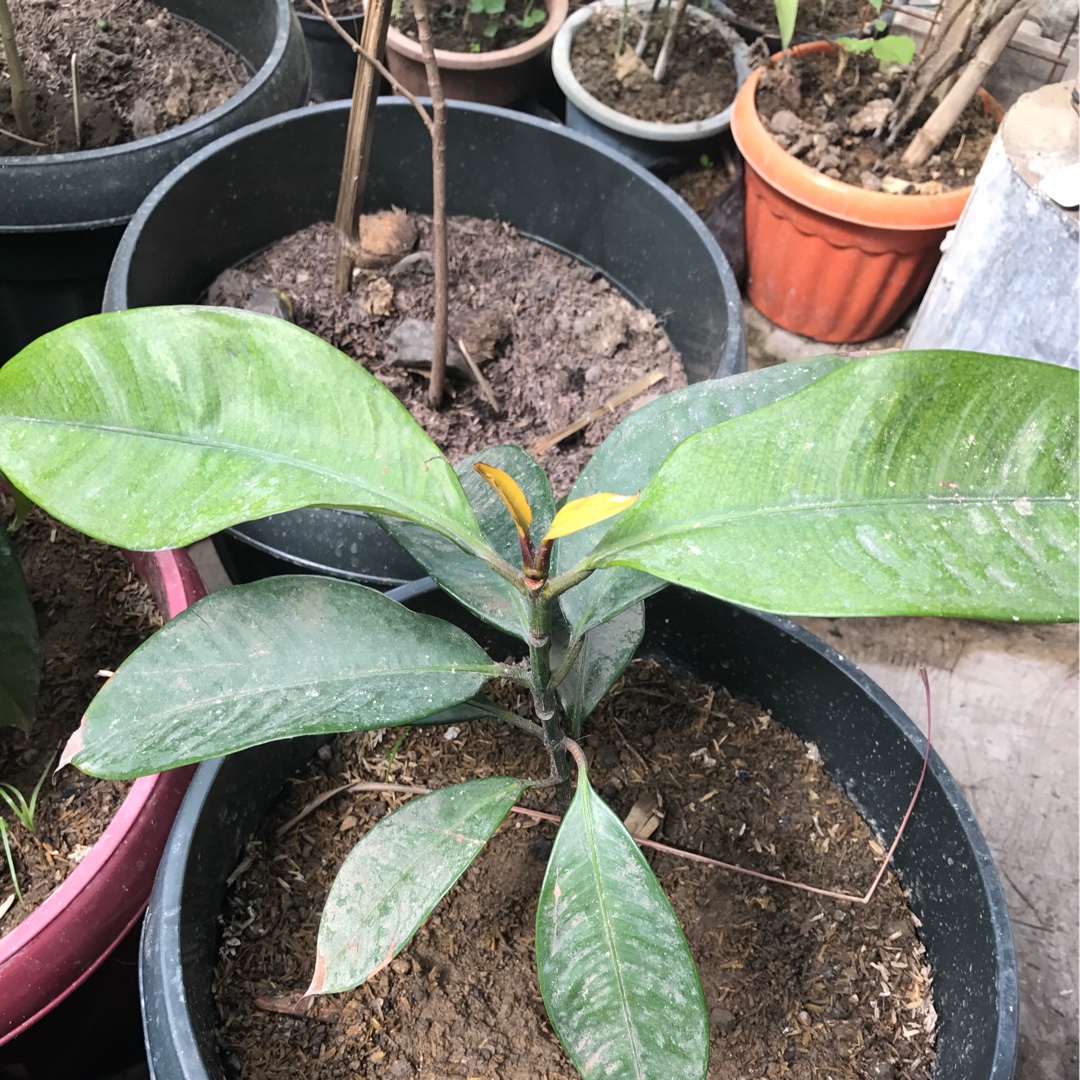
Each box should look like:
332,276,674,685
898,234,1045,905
105,97,746,372
1,0,305,232
141,581,1018,1080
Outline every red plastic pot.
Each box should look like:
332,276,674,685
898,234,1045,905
0,547,206,1046
385,0,568,106
731,41,983,343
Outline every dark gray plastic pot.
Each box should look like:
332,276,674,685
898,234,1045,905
138,581,1018,1080
297,7,365,101
0,0,310,363
104,99,747,589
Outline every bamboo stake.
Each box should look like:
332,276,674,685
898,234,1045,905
330,0,395,295
901,0,1032,167
652,0,688,82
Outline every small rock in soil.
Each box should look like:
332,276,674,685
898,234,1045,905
357,208,418,269
848,97,892,134
387,319,471,377
769,108,802,137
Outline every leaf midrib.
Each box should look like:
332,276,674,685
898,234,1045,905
580,782,645,1079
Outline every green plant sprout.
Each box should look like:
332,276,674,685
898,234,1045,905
0,819,20,909
0,756,52,911
468,0,505,39
836,0,916,68
0,307,1075,1079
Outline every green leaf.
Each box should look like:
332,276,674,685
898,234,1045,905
555,357,852,636
774,0,798,50
485,0,506,13
873,33,916,65
483,21,499,35
68,576,501,778
0,526,39,732
536,767,708,1080
521,7,546,25
554,603,644,736
587,352,1080,622
312,777,524,994
0,308,489,558
378,446,554,641
836,36,875,53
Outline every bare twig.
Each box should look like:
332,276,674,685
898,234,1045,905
411,0,449,409
634,0,663,57
0,0,33,140
70,53,81,149
303,0,434,132
0,122,44,147
456,336,501,412
527,369,667,456
276,779,433,839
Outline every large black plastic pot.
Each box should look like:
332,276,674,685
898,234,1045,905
104,99,747,589
298,7,365,101
0,0,310,363
138,581,1017,1080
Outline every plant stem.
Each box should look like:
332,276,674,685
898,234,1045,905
527,591,572,809
0,0,33,141
330,0,395,295
411,0,449,409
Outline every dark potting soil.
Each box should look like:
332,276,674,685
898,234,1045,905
0,498,162,934
570,7,738,124
213,659,936,1079
755,49,996,191
393,0,551,55
208,214,687,499
0,0,250,157
722,0,874,39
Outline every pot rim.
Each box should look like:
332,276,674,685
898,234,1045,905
0,546,205,1045
731,40,976,230
385,0,568,71
552,0,750,141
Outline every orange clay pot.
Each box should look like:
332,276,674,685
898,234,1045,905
385,0,568,107
732,41,984,343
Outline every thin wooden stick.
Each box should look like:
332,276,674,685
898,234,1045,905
528,369,667,456
652,0,688,82
70,53,81,149
456,336,501,412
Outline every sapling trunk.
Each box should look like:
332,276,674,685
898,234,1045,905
411,0,449,409
527,591,573,810
0,0,34,140
331,0,395,294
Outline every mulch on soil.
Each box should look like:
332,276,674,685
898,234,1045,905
214,659,936,1079
0,500,163,933
1,0,250,156
570,7,738,124
209,214,687,498
755,48,996,190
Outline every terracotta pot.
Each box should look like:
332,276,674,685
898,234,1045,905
385,0,568,106
731,41,981,343
0,546,206,1046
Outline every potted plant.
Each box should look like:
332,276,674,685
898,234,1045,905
0,307,1074,1077
0,499,206,1054
731,0,1028,342
384,0,569,105
552,0,751,171
0,0,310,363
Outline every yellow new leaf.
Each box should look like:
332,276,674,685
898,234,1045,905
473,462,533,538
543,492,638,542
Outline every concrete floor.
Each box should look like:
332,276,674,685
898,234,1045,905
187,304,1079,1078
